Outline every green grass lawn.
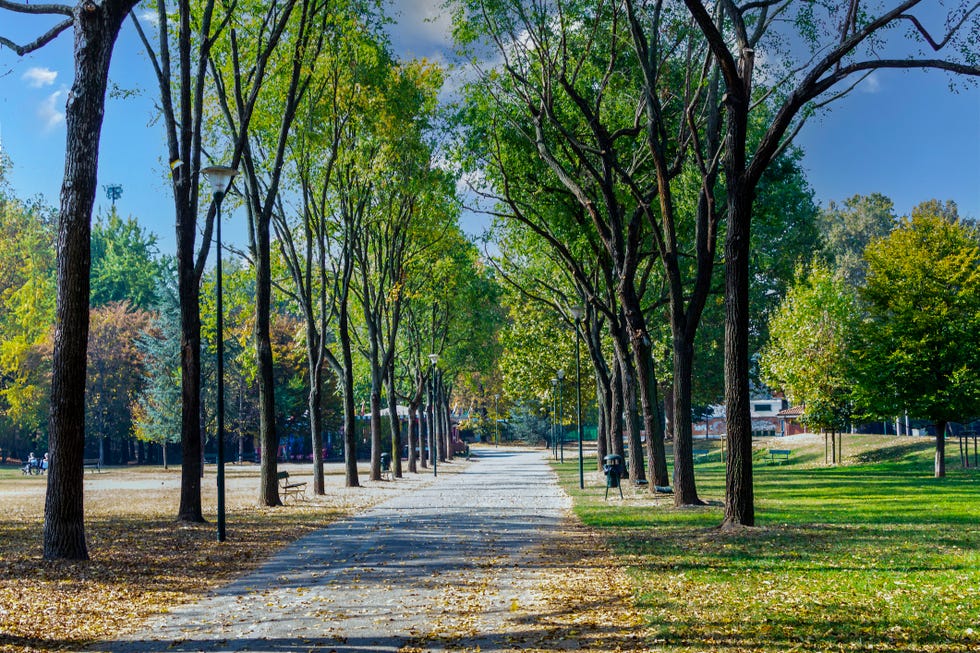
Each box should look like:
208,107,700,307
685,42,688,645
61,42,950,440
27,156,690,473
555,437,980,652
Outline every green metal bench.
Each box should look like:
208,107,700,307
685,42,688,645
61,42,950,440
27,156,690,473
768,448,791,464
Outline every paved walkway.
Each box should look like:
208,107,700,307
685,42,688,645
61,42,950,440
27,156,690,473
98,448,570,653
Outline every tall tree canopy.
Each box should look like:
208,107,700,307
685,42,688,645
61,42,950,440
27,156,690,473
854,200,980,478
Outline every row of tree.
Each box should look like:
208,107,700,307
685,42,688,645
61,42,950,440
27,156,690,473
447,0,980,528
1,0,977,559
762,198,980,477
1,0,504,560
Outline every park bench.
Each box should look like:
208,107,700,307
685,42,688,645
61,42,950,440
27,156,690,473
767,449,791,464
692,448,711,462
83,458,102,473
277,471,307,502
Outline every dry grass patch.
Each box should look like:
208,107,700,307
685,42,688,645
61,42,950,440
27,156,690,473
0,462,448,653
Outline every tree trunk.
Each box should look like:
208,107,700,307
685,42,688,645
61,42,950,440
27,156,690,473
595,371,608,470
338,296,359,487
619,288,665,485
671,338,703,504
407,400,419,474
935,420,946,478
637,346,669,488
722,176,755,529
383,366,402,477
385,368,402,478
44,0,138,561
610,354,626,465
255,217,280,506
614,340,644,482
369,386,382,481
309,358,325,494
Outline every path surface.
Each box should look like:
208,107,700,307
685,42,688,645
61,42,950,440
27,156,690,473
97,449,570,653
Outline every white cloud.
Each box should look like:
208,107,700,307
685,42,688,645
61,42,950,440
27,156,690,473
38,91,65,132
388,0,454,59
139,10,160,26
22,67,58,88
860,72,882,94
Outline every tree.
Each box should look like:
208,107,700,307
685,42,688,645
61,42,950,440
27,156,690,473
760,262,858,463
682,0,980,527
209,0,328,506
2,0,141,560
819,193,897,286
134,267,183,468
0,184,57,454
86,302,152,464
90,209,162,309
855,201,980,478
131,0,235,522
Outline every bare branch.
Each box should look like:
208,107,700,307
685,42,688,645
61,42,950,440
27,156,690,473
0,17,72,55
0,1,72,16
898,5,980,51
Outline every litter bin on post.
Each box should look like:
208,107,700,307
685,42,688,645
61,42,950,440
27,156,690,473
603,454,623,499
380,452,392,480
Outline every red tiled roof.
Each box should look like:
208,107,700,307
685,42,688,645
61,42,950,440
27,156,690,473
777,405,805,418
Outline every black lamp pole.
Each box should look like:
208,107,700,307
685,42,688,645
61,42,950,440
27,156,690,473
551,377,558,460
494,394,500,446
571,305,585,488
202,165,237,543
557,370,565,463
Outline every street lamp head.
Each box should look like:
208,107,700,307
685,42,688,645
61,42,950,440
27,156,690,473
494,394,500,400
551,377,558,388
570,304,585,320
202,165,238,196
557,369,565,380
428,353,440,365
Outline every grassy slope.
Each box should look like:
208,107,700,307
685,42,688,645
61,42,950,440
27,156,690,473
557,435,980,652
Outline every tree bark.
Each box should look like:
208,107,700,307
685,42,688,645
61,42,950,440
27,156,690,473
308,355,325,494
407,399,419,474
671,338,704,504
722,170,755,529
613,337,644,482
43,0,138,561
385,367,403,478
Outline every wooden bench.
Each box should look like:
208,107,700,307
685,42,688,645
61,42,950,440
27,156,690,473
83,458,102,473
768,449,791,464
277,471,307,502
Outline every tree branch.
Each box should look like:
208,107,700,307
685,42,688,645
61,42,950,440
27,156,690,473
0,17,72,55
0,1,72,16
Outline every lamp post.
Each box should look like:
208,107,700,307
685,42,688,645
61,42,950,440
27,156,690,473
551,377,558,460
557,369,565,463
570,305,585,489
493,394,500,446
202,164,237,543
428,353,440,476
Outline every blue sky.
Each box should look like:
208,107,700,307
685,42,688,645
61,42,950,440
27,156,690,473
0,2,978,255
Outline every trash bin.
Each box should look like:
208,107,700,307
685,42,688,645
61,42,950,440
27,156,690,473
380,452,392,479
604,454,623,499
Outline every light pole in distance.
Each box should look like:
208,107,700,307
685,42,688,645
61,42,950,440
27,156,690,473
570,305,585,489
550,377,558,460
202,164,237,543
557,370,565,463
493,393,500,446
